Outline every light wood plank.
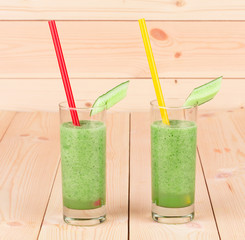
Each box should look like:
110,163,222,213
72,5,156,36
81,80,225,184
1,21,245,78
130,112,219,239
0,111,16,140
0,112,60,240
0,78,243,112
198,109,245,239
38,112,129,239
1,0,245,20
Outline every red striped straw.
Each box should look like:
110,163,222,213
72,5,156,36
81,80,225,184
48,20,80,126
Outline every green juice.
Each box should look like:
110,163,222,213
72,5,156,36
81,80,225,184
151,120,197,208
60,120,106,210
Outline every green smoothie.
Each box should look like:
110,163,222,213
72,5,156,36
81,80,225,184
151,120,197,208
60,120,106,210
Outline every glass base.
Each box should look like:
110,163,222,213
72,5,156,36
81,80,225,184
63,205,106,226
152,203,194,224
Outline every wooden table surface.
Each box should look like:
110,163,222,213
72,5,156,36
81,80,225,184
0,109,244,240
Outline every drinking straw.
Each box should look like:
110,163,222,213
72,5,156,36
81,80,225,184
48,20,80,126
138,18,169,125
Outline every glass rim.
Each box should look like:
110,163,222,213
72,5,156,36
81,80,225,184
59,99,106,111
150,99,198,110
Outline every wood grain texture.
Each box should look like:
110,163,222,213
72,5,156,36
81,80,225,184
198,108,245,239
0,111,16,140
0,112,60,240
1,0,245,20
38,113,129,240
130,112,219,239
1,21,245,78
0,78,243,112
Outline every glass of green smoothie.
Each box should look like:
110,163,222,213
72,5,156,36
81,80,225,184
151,98,197,224
59,100,106,226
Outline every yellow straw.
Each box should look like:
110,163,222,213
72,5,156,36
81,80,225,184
138,18,169,125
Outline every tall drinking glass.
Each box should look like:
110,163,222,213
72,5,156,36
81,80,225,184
59,100,106,226
151,99,197,224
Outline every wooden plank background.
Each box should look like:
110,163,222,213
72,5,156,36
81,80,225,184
0,78,243,112
0,21,245,111
0,4,244,110
198,109,245,239
1,0,245,20
1,21,245,79
0,112,60,240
